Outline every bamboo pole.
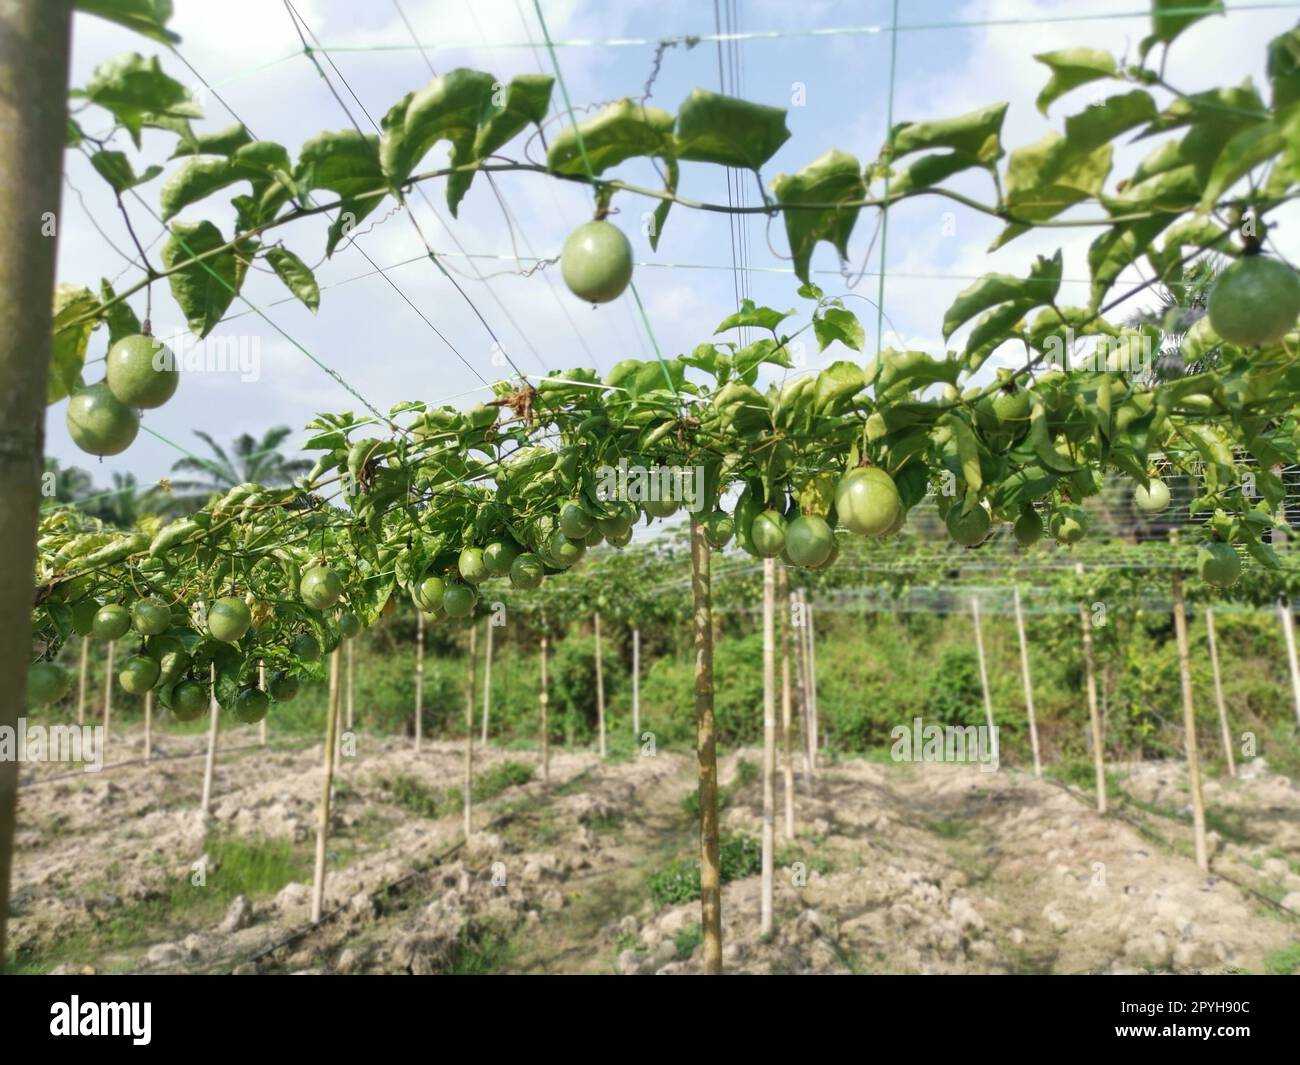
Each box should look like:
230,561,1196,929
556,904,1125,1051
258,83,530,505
969,597,998,762
258,660,267,746
792,591,813,793
1171,574,1209,872
311,647,343,922
594,612,606,758
761,557,776,936
200,663,220,816
414,611,425,752
1204,607,1236,778
1279,599,1300,728
480,617,493,744
346,639,354,732
0,0,74,971
1077,566,1107,815
805,594,820,766
539,630,550,785
143,690,152,765
76,638,88,726
779,568,795,840
632,626,641,738
1012,586,1042,777
464,624,477,840
102,640,115,740
690,517,723,974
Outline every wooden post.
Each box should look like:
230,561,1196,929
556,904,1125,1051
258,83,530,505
1279,600,1300,728
102,639,115,740
1012,586,1042,777
1171,574,1209,872
0,0,74,971
760,557,776,936
258,660,267,746
805,594,820,766
463,624,477,839
690,517,723,973
76,638,88,726
414,611,425,752
200,663,220,816
1076,565,1107,814
1204,608,1236,778
594,612,606,758
539,630,550,785
779,568,795,840
792,591,814,792
311,647,342,922
632,626,641,738
969,597,998,763
480,616,493,744
143,690,152,765
346,639,354,732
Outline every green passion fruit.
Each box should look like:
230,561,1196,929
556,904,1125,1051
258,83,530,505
131,596,172,636
66,382,139,457
1013,507,1044,547
233,687,269,724
119,654,161,694
750,510,787,558
413,574,446,613
170,680,209,721
443,581,478,618
1198,542,1241,588
1134,478,1171,513
835,467,901,537
596,504,636,539
482,540,519,577
27,662,71,705
1050,508,1088,545
92,603,131,641
105,334,179,409
785,514,835,568
702,509,734,549
1206,255,1300,348
338,612,362,639
458,546,489,585
606,525,634,549
946,503,991,547
643,496,680,519
559,500,594,539
300,566,343,610
146,636,189,688
560,220,634,304
547,530,586,568
291,633,321,662
510,553,545,589
208,596,252,643
269,672,300,702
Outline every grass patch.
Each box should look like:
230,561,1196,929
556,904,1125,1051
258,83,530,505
926,817,965,839
674,923,703,960
386,762,535,820
446,922,516,974
647,831,763,907
1264,944,1300,975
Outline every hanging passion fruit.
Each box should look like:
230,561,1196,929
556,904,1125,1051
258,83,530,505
1198,542,1241,588
300,566,343,610
560,220,634,304
208,596,252,643
750,510,787,558
785,514,835,568
1013,507,1043,547
458,546,489,585
510,553,545,589
1206,254,1300,348
482,540,519,577
131,596,172,636
946,503,991,547
171,680,209,721
119,654,161,694
92,603,132,641
443,581,478,618
105,333,179,409
702,510,734,549
66,382,139,457
835,467,901,537
27,662,72,705
1134,478,1171,513
233,687,270,724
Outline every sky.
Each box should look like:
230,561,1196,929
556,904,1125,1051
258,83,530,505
49,0,1300,496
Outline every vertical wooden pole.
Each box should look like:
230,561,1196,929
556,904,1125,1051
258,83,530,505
1204,607,1236,778
779,568,795,841
1012,586,1042,777
346,640,354,732
76,638,88,726
143,690,152,765
969,597,999,763
805,595,820,766
1279,600,1300,728
632,626,641,738
414,611,425,752
258,660,267,746
463,625,477,839
690,517,722,973
480,617,493,744
760,557,776,936
0,0,74,970
311,648,342,922
792,591,813,792
594,612,606,758
102,639,115,740
1171,573,1209,872
200,663,220,816
1076,565,1106,814
539,630,550,785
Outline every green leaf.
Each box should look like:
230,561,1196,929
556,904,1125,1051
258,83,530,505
1199,119,1285,208
673,89,790,170
813,361,865,414
890,102,1007,162
1140,0,1224,60
813,307,864,352
161,220,253,337
99,278,141,345
266,247,320,312
170,122,254,158
295,129,386,256
160,142,294,221
942,251,1062,339
448,73,553,213
1034,48,1117,114
89,150,161,192
942,414,982,492
1266,26,1300,110
714,300,794,335
650,156,677,252
75,0,180,45
78,53,200,147
889,151,987,196
735,339,792,381
546,98,674,176
769,150,864,283
49,285,98,404
995,132,1112,247
1087,215,1172,310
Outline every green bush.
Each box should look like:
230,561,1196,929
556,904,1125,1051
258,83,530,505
647,831,762,907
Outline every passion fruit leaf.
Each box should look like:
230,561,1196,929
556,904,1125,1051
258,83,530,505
49,285,98,404
266,247,321,312
769,149,865,284
294,129,385,256
545,98,674,176
1033,48,1118,114
673,88,790,170
161,220,254,337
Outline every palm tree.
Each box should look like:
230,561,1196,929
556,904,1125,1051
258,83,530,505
43,457,94,504
80,472,164,527
164,427,312,513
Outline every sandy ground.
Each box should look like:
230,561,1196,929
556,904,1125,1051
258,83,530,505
9,724,1299,975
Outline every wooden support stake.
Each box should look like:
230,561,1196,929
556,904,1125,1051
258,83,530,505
76,638,88,727
346,639,354,732
539,630,550,785
311,647,342,922
761,557,776,936
1171,574,1209,872
594,612,606,758
200,663,220,817
464,625,477,839
258,660,267,746
690,518,723,973
779,568,795,841
1012,586,1042,777
1076,564,1107,813
792,591,814,793
480,617,493,745
414,611,425,752
1204,608,1236,778
969,597,999,764
102,640,115,741
1279,599,1300,728
143,690,152,765
806,595,820,766
632,626,641,738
